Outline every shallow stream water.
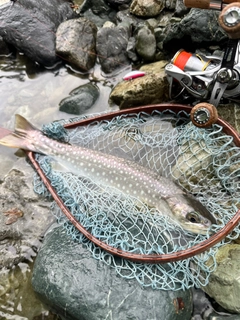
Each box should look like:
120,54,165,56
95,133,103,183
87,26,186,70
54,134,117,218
0,52,128,178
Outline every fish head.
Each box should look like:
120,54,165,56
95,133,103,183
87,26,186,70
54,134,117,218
166,193,216,235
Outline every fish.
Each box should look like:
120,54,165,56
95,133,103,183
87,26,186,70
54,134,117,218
0,114,216,234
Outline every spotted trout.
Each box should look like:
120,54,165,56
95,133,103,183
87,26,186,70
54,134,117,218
0,114,216,234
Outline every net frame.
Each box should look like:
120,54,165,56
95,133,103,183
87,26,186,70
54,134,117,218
26,103,240,263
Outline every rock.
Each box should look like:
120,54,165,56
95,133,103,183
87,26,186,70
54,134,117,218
217,103,240,133
59,82,100,115
202,244,240,313
126,36,139,62
0,262,59,319
79,0,117,27
135,25,156,61
116,8,145,28
0,158,54,269
174,0,190,17
109,61,169,108
107,0,132,5
0,0,76,67
96,23,131,74
56,18,97,71
162,9,227,53
32,225,193,320
130,0,165,17
0,36,13,56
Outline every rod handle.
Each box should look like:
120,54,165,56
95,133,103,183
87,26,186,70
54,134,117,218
184,0,240,10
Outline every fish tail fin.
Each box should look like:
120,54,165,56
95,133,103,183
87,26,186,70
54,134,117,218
0,114,39,151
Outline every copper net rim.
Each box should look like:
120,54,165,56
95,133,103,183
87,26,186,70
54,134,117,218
27,104,240,263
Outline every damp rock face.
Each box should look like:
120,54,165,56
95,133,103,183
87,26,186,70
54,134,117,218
202,244,240,314
96,22,131,74
0,158,54,269
0,0,76,67
162,9,227,52
130,0,165,17
32,225,193,320
59,82,100,115
56,17,97,71
109,61,169,108
135,25,157,61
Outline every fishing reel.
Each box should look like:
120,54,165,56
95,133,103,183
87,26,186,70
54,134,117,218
165,0,240,120
165,46,240,105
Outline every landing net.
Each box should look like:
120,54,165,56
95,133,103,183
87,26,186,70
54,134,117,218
33,109,240,291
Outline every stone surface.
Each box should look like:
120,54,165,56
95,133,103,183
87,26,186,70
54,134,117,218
56,17,97,71
217,103,240,133
0,0,76,67
0,262,59,319
32,225,193,320
79,0,117,27
130,0,165,17
96,23,131,74
135,25,156,61
0,158,54,269
109,61,169,108
59,82,100,115
162,9,227,53
202,244,240,313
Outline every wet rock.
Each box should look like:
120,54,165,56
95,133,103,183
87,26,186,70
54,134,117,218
126,36,139,62
116,8,145,28
109,61,169,108
0,262,59,319
0,0,76,67
0,36,13,56
79,0,117,27
162,9,227,53
135,24,156,61
174,0,190,17
59,82,100,115
0,158,54,269
107,0,132,5
96,23,131,74
130,0,165,17
202,244,240,313
56,18,97,71
32,225,193,320
217,103,240,133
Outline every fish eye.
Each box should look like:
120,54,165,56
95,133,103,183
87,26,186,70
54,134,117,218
186,212,201,223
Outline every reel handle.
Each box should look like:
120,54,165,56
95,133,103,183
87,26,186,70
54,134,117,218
190,103,218,127
218,3,240,38
184,0,240,10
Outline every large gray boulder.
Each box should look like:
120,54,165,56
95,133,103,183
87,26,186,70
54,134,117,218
32,225,193,320
0,0,76,67
96,22,131,74
162,9,227,52
56,18,97,71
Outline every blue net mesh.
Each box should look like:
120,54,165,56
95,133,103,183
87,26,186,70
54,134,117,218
33,109,240,291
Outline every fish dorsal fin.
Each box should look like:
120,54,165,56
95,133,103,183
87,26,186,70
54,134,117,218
15,114,38,133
